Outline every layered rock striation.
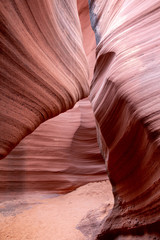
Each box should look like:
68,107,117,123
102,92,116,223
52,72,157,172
0,0,89,159
0,0,160,239
0,0,107,194
89,0,160,238
0,98,107,194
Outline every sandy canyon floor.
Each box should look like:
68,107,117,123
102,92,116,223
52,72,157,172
0,180,114,240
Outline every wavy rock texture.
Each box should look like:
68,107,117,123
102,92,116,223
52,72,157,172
0,98,107,195
0,0,89,159
0,0,106,195
89,0,160,239
1,0,160,239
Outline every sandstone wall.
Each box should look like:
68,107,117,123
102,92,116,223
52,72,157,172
89,0,160,238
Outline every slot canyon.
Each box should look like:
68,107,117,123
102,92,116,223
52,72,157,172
0,0,160,239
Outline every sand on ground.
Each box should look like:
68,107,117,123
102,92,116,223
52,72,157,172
0,180,114,240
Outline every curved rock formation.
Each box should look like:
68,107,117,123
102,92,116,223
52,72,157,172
0,0,89,159
1,0,160,238
0,98,107,194
89,0,160,238
0,0,106,195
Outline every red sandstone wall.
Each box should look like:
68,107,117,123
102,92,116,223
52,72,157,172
0,0,107,195
0,0,89,159
89,0,160,238
1,0,160,238
0,99,107,194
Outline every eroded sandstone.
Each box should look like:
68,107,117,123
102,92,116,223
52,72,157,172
0,98,107,195
89,0,160,238
0,0,160,239
0,0,89,158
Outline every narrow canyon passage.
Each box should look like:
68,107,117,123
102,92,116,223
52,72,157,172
0,0,160,240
